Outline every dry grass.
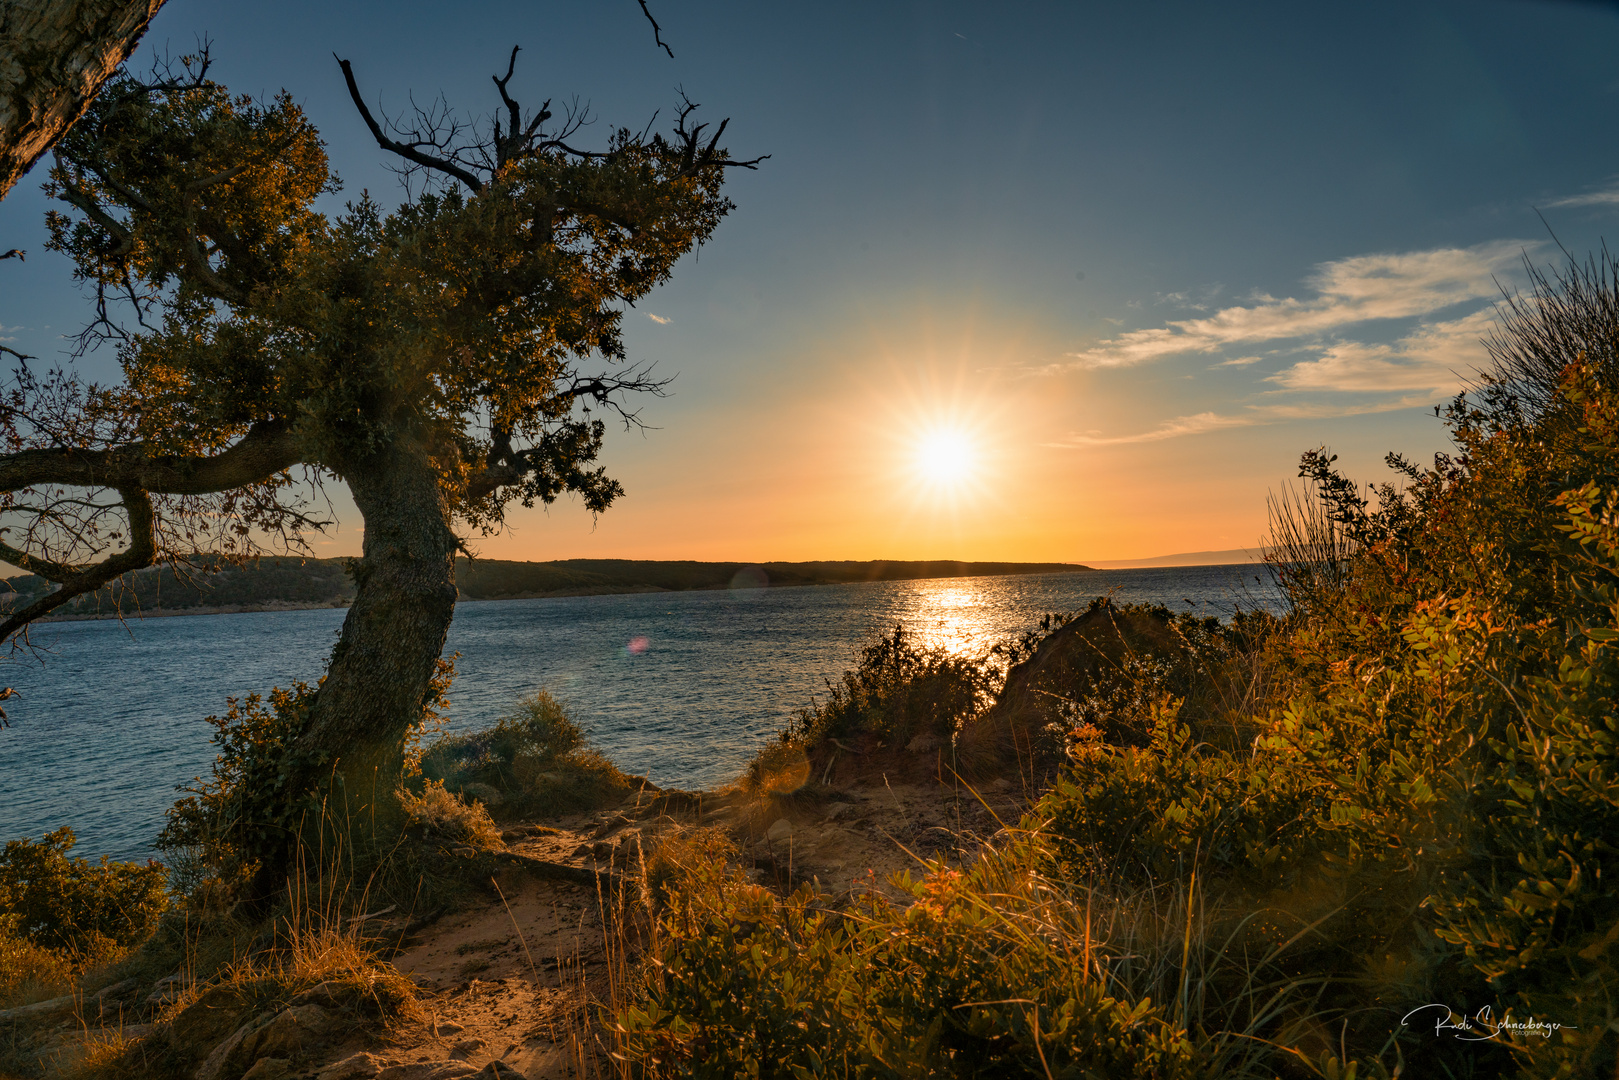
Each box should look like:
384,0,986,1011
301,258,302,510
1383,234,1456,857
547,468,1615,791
0,932,78,1011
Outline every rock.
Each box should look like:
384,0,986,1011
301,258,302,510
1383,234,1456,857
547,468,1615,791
166,986,247,1051
990,777,1013,791
319,1052,386,1079
242,1059,294,1080
147,972,195,1005
822,802,854,822
0,993,75,1023
569,843,592,858
289,980,350,1009
905,733,943,754
457,782,503,807
765,818,794,843
473,1064,529,1079
449,1036,488,1059
249,1003,335,1058
197,1004,334,1080
375,1063,482,1080
433,1020,466,1036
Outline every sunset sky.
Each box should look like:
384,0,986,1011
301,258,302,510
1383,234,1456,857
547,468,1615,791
4,1,1619,564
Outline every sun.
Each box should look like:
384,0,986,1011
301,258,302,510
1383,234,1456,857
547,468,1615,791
914,427,978,488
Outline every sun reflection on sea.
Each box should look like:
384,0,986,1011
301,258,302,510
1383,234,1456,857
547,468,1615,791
892,581,1005,658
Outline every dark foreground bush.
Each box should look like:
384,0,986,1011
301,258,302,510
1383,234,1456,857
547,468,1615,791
419,690,634,819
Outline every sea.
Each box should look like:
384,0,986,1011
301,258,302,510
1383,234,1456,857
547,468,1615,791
0,565,1280,862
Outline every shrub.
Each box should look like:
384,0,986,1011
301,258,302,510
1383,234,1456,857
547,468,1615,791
0,828,167,954
158,683,324,897
418,690,634,819
789,625,998,749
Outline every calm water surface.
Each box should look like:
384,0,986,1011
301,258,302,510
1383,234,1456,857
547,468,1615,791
0,566,1278,861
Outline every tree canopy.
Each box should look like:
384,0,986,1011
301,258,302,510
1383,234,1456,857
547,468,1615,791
0,46,757,880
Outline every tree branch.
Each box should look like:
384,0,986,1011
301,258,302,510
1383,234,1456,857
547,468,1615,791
336,56,485,193
0,421,302,496
637,0,675,59
0,486,155,640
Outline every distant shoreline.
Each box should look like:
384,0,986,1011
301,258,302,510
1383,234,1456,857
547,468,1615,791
26,561,1105,623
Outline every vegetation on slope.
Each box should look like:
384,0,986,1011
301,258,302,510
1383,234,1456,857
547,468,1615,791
605,254,1619,1079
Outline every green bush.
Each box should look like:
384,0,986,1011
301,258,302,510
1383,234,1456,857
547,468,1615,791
789,625,998,749
418,690,633,819
159,683,324,896
0,828,167,954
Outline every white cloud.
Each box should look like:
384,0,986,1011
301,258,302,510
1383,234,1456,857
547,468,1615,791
646,313,672,325
1268,308,1496,394
1050,397,1440,447
1065,240,1529,369
1214,355,1263,368
1545,184,1619,209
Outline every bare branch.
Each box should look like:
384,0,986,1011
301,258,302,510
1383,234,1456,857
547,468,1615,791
0,250,23,262
637,0,676,59
335,56,486,193
0,486,156,641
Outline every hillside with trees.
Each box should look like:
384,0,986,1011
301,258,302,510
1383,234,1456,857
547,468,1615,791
0,556,1091,617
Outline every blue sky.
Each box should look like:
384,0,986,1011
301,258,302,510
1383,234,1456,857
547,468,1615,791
4,0,1618,562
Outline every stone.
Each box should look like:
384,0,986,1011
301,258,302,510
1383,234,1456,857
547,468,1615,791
289,980,349,1009
822,802,854,822
990,777,1013,791
375,1062,482,1080
433,1020,465,1036
242,1059,294,1080
248,1003,335,1058
765,818,794,843
318,1052,386,1079
449,1037,488,1060
197,1004,334,1080
166,986,247,1055
472,1064,529,1079
458,782,503,807
0,993,74,1023
905,733,943,754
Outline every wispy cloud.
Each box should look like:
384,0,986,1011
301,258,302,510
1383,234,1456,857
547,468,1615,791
646,313,672,325
1214,355,1262,368
1267,309,1495,394
1050,397,1440,447
1545,183,1619,209
1065,241,1529,369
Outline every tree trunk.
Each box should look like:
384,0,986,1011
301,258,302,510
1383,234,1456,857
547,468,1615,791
292,439,459,831
0,0,165,201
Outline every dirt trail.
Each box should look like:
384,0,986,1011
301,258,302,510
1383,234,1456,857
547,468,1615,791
0,775,1029,1080
332,775,1028,1079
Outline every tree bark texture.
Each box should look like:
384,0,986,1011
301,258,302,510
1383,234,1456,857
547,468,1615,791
0,0,165,200
293,440,459,816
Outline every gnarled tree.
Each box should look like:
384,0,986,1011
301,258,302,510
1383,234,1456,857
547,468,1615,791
1,49,757,883
0,0,168,200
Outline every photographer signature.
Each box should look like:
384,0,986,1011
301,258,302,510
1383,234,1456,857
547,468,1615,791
1401,1003,1572,1041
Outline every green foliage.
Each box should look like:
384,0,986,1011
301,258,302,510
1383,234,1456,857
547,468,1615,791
158,683,324,895
418,690,633,819
789,626,999,749
615,824,1346,1079
0,828,167,954
627,257,1619,1078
